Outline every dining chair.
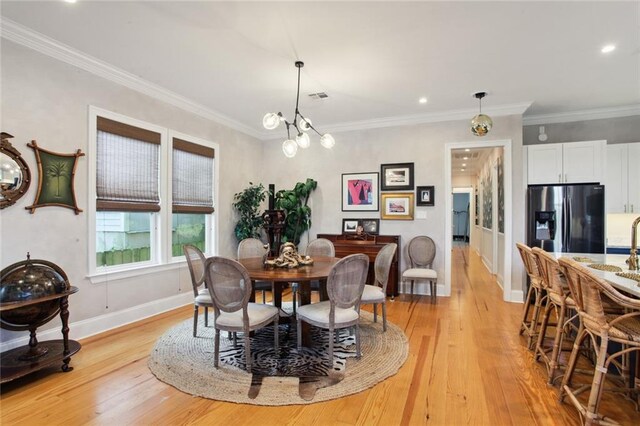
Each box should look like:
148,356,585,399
532,247,579,384
237,238,274,304
204,256,279,372
558,257,640,426
183,244,214,338
305,238,336,302
360,243,397,332
296,253,369,366
516,243,547,350
402,236,437,301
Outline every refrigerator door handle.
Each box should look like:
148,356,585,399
565,197,572,252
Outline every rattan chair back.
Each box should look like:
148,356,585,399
532,247,566,297
237,238,267,259
326,253,369,309
374,243,397,293
407,236,435,268
183,244,206,297
306,238,336,257
516,243,543,288
204,256,252,314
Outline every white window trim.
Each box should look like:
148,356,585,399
87,106,219,283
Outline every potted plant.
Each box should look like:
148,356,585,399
275,178,317,246
232,182,269,242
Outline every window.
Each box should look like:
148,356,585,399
88,107,217,278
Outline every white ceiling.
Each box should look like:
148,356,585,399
2,1,639,140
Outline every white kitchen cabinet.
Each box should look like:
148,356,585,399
527,140,605,185
606,142,640,213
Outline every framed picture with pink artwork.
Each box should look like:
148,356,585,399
341,172,379,211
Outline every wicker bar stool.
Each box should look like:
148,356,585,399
532,247,579,385
558,257,640,426
516,243,547,350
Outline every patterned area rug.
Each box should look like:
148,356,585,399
148,310,408,405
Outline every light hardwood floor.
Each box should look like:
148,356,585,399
1,246,639,425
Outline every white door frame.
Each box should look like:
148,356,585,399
444,139,513,302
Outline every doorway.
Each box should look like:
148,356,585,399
444,139,513,302
452,189,471,245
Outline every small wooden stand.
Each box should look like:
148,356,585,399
0,287,81,383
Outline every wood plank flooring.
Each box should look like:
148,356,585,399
1,246,639,425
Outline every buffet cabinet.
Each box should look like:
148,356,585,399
317,234,401,297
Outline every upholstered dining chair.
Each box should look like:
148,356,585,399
360,243,397,332
296,253,369,366
558,257,640,426
183,244,214,337
516,243,547,350
402,236,437,301
204,256,279,372
305,238,336,302
237,238,274,304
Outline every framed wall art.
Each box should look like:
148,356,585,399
416,185,435,206
26,141,84,214
381,162,414,191
381,192,414,220
342,172,379,211
342,218,360,234
361,218,380,235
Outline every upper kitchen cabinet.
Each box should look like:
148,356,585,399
527,140,605,185
606,142,640,214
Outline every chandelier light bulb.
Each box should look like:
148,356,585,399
263,113,281,130
282,139,298,158
299,117,313,131
320,133,335,149
296,132,311,149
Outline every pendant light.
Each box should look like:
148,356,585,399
263,61,335,157
470,92,493,137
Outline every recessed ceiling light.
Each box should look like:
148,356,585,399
462,163,467,167
418,97,428,104
64,0,77,3
461,168,465,172
464,148,470,152
601,44,616,54
463,156,468,160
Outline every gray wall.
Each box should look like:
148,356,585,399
524,115,640,146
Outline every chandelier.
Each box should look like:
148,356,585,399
470,91,493,137
263,61,335,158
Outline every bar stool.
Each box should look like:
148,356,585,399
516,243,547,350
558,257,640,426
532,247,579,384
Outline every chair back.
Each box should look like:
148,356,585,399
532,247,566,297
306,238,335,257
407,236,435,268
183,244,206,297
238,238,267,259
374,243,397,293
557,257,609,332
516,243,543,287
204,256,251,314
326,253,369,309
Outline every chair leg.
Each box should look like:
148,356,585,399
519,284,535,336
245,331,252,372
328,326,334,367
356,323,361,359
297,317,302,349
534,300,553,360
233,331,238,347
382,302,387,332
547,304,566,384
585,336,611,426
193,306,199,337
262,289,266,304
273,316,279,353
214,329,220,368
411,280,415,296
292,283,298,315
431,280,437,303
559,323,586,402
204,307,209,327
373,303,378,323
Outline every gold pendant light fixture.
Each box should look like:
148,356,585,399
263,61,335,158
470,91,493,137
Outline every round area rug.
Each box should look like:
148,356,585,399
148,310,408,405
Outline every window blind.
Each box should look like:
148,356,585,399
172,138,214,214
96,117,161,212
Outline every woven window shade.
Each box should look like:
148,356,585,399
172,138,214,214
96,127,161,212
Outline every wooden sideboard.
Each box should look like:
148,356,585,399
317,234,401,297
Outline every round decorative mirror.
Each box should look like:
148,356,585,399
1,132,31,209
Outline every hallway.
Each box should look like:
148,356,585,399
1,247,638,425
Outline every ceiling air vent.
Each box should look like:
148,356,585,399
308,92,328,100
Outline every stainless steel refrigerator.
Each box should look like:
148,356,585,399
527,184,605,254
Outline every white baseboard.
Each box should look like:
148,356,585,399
510,290,524,303
0,292,192,352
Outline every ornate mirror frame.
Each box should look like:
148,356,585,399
0,132,31,210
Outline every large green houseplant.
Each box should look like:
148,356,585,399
275,178,317,246
232,182,269,242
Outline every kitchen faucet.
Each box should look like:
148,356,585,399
627,216,640,271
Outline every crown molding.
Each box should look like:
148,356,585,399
0,18,263,140
523,104,640,126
